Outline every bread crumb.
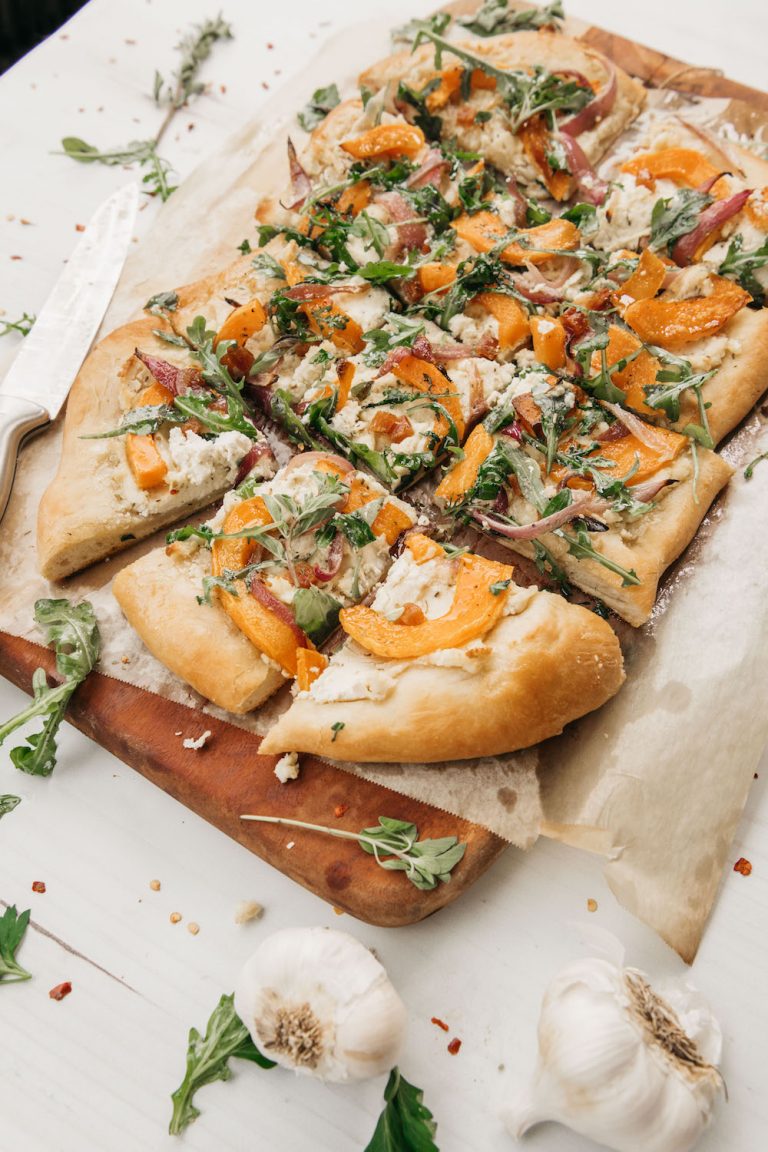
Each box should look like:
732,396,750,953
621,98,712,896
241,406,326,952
332,906,344,916
286,841,295,850
274,751,300,783
170,912,182,924
183,730,211,750
149,879,161,892
235,900,264,924
587,898,598,912
187,922,200,936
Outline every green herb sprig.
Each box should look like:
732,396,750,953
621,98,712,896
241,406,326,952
365,1067,439,1151
169,992,275,1135
745,450,768,479
240,814,466,891
0,905,32,984
0,312,35,337
61,15,233,201
0,795,21,820
298,83,341,132
459,0,565,37
0,599,100,777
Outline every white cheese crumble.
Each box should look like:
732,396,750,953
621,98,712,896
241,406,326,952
182,730,212,750
273,751,300,783
164,428,252,491
234,900,264,925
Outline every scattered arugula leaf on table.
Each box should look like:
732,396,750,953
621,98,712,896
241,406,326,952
0,905,32,984
169,992,275,1135
365,1067,439,1152
0,312,35,337
744,450,768,479
298,83,341,132
0,795,21,820
459,0,564,37
0,599,100,777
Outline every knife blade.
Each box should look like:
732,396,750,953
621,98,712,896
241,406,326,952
0,181,138,522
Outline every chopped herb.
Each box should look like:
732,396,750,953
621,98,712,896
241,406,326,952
744,450,768,479
0,905,32,984
359,260,415,283
330,721,345,742
396,80,444,141
297,83,341,132
718,231,768,305
365,1067,439,1152
153,15,233,109
292,586,343,645
152,328,188,347
0,599,100,777
144,290,179,316
240,814,466,891
251,252,286,279
561,526,639,586
169,992,275,1135
237,238,252,254
490,579,512,595
0,312,35,337
391,11,451,46
0,795,21,820
363,315,426,367
459,0,564,37
474,110,492,124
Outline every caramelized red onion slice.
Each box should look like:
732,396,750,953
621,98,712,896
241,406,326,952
376,335,495,378
406,148,448,189
558,134,609,205
510,259,575,303
375,190,427,253
630,476,672,502
674,115,747,178
249,578,311,649
504,176,529,227
134,350,201,396
313,532,344,582
286,138,312,210
560,56,617,138
472,490,610,540
671,188,752,266
283,450,356,475
235,442,275,486
600,401,669,450
282,282,370,301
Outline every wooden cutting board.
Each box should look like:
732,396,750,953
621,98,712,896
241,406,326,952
1,18,762,926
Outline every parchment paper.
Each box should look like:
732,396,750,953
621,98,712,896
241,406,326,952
2,20,767,958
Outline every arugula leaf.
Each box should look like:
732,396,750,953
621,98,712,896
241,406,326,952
0,795,21,820
251,252,286,279
0,600,100,777
0,905,32,984
237,238,252,254
459,0,564,37
396,80,444,141
317,511,376,550
363,315,427,367
297,83,341,132
0,312,36,337
83,402,186,439
365,1067,439,1152
745,450,768,479
331,721,345,742
169,992,275,1135
718,231,768,304
391,11,451,46
350,210,390,258
360,260,415,283
144,290,179,316
560,526,639,586
292,587,342,645
649,188,711,255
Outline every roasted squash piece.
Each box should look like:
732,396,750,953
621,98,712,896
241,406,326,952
390,354,466,440
530,315,567,370
434,424,494,503
300,300,364,355
613,249,667,307
126,434,168,490
473,292,530,350
454,210,580,267
216,299,267,347
621,147,726,196
624,276,749,350
592,326,658,416
340,123,425,160
296,648,329,692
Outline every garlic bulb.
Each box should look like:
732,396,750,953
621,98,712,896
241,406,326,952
234,927,407,1082
506,955,724,1152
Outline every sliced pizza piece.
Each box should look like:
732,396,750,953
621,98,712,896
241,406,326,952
259,533,625,762
358,30,645,198
112,453,417,714
432,364,734,625
36,242,299,580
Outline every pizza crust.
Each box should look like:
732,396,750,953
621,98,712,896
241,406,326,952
112,543,287,714
259,588,625,762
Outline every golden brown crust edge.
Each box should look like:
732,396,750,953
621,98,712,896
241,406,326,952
260,591,625,762
112,546,286,714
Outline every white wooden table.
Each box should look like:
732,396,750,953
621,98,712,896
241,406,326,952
1,2,766,1149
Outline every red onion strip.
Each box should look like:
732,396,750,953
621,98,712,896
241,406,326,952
134,350,201,397
286,138,312,210
235,443,275,486
560,56,617,138
671,188,752,266
283,282,370,301
375,190,427,253
283,451,355,475
250,579,310,648
313,532,344,582
558,133,609,205
472,491,610,541
406,148,448,189
600,401,671,451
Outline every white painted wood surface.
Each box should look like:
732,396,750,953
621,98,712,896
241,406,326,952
1,2,766,1149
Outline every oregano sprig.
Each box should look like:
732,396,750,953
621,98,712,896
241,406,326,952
365,1067,439,1152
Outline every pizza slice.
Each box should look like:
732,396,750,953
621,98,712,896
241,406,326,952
259,533,625,762
432,362,733,625
112,452,417,713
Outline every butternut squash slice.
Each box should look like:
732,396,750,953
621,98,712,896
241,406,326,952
473,292,530,350
337,180,372,216
592,326,658,416
621,147,727,197
390,354,466,440
340,123,426,160
745,188,768,230
211,497,312,675
530,315,567,370
519,116,572,202
296,648,329,692
216,299,267,347
340,541,513,658
591,424,687,485
424,66,497,111
454,210,580,267
624,275,749,350
126,434,168,490
406,534,445,564
418,262,457,294
371,502,413,546
613,249,667,308
300,300,365,355
434,424,494,503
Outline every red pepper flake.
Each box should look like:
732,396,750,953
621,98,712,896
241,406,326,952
49,981,72,1001
266,42,275,49
447,1037,462,1055
734,857,753,876
586,898,598,913
220,84,227,94
10,255,22,261
261,81,270,90
334,803,348,818
75,224,85,232
125,38,137,46
32,880,46,893
431,1016,449,1032
187,123,195,132
20,218,32,226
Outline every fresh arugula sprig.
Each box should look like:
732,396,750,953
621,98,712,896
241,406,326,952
169,992,275,1135
0,312,35,337
297,83,341,132
745,449,768,479
561,525,639,586
459,0,565,37
0,905,33,984
144,290,179,317
649,188,712,255
412,26,592,133
363,315,427,367
365,1067,439,1152
643,346,715,447
391,11,451,47
0,600,100,777
240,814,466,891
61,15,232,200
718,232,768,304
0,796,21,820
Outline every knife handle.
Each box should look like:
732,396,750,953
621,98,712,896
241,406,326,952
0,394,50,524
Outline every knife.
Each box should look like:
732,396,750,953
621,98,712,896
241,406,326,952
0,182,138,522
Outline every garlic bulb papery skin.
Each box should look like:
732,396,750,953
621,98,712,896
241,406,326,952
505,956,724,1152
234,927,407,1082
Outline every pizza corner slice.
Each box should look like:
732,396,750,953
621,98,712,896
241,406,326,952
259,532,625,762
112,452,417,714
432,363,733,625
